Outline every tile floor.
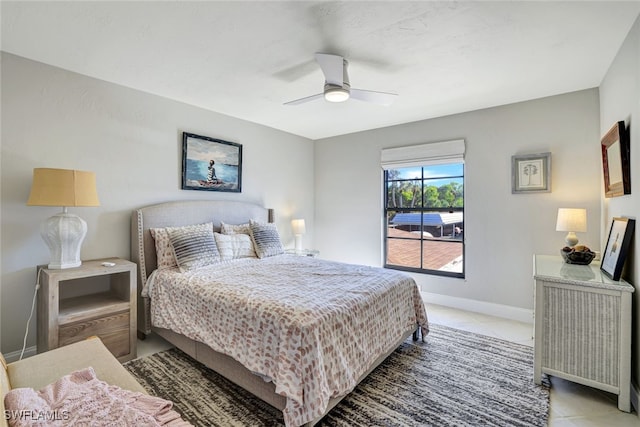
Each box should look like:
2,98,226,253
136,302,640,426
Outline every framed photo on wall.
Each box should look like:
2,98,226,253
181,132,242,192
601,217,635,281
511,152,551,193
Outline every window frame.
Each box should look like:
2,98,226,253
383,164,465,279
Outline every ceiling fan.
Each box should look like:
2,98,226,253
284,53,398,106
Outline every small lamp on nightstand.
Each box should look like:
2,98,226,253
27,168,100,269
291,219,306,252
556,208,587,247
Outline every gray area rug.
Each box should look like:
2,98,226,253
124,324,550,426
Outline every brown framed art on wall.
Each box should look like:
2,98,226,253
601,121,630,198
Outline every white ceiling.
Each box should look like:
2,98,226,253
2,1,640,140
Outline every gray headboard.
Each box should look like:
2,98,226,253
131,200,273,335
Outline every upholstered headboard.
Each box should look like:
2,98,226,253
131,200,273,335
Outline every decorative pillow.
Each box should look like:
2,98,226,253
167,222,220,272
214,232,257,260
220,221,251,235
249,220,284,259
149,227,178,270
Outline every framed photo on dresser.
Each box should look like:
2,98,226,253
601,217,635,281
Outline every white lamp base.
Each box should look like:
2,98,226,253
40,210,87,269
564,231,579,247
295,234,303,252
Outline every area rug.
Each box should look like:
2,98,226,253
124,324,550,427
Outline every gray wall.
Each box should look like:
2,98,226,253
598,14,640,404
0,53,315,354
314,89,602,315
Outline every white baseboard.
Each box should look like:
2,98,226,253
421,292,533,324
3,345,37,363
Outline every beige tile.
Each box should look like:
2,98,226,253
549,377,620,418
136,332,173,359
549,412,640,427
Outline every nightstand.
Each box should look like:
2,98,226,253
36,258,137,362
533,254,633,412
285,249,320,257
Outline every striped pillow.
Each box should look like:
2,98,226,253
249,220,284,259
214,233,257,260
167,222,220,272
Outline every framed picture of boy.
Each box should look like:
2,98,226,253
181,132,242,192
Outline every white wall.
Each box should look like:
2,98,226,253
0,53,315,354
314,89,601,312
598,14,640,404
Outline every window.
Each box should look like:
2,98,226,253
381,140,465,278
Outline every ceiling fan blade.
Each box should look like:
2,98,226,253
283,93,324,106
350,89,398,106
315,53,344,86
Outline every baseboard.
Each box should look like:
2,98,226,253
421,292,533,324
3,345,37,363
632,381,639,415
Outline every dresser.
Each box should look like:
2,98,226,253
533,254,633,412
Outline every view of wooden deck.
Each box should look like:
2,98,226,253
387,227,463,272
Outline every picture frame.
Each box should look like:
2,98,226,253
601,121,630,198
600,217,635,281
511,152,551,193
181,132,242,192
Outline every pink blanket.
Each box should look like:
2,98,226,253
4,367,191,426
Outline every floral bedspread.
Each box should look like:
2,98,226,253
145,255,428,426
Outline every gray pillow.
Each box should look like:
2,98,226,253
167,222,220,271
249,220,284,258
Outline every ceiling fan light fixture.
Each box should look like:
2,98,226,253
324,87,350,103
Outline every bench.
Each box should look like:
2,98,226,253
1,337,146,427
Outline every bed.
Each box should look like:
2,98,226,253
131,200,428,426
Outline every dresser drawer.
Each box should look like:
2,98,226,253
58,311,130,358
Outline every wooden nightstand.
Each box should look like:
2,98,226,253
36,258,137,362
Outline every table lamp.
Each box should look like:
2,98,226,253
555,208,587,247
291,219,306,252
27,168,100,269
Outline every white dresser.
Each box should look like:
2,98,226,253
533,254,634,412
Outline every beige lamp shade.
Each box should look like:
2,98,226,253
555,208,587,232
27,168,100,207
556,208,587,247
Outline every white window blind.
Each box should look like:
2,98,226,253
381,139,465,169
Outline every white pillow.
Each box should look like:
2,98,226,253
150,227,178,270
220,221,251,235
214,232,257,260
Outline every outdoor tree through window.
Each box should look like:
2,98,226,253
384,163,464,278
